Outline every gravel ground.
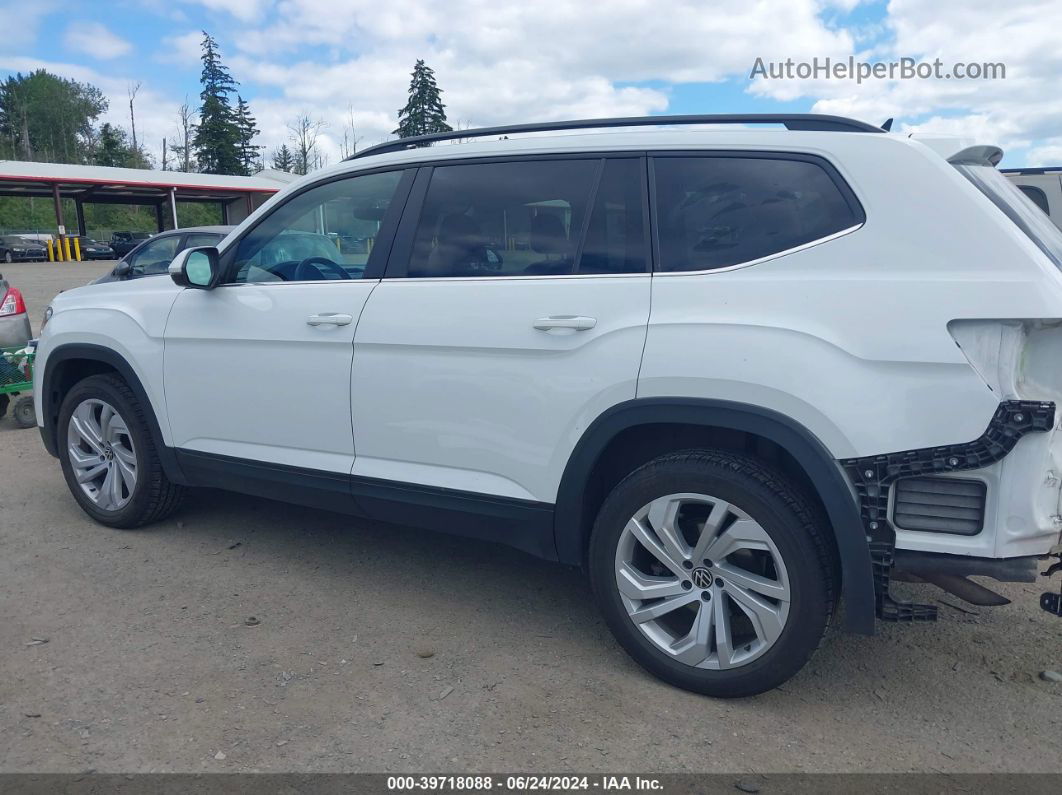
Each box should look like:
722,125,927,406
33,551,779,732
1,261,1061,773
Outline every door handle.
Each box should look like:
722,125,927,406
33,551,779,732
533,315,597,331
307,313,354,326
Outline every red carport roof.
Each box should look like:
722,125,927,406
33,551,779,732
0,160,297,201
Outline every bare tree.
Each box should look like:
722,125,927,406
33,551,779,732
288,113,326,175
172,100,197,172
128,81,142,155
338,104,363,159
450,119,473,145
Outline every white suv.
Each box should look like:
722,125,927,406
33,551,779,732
33,114,1062,697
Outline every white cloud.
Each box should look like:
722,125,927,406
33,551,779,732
62,21,134,60
748,0,1062,162
0,0,57,52
1027,142,1062,165
221,0,853,159
7,0,1062,169
179,0,273,23
159,30,205,66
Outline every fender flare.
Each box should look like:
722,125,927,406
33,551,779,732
554,398,875,634
38,343,187,484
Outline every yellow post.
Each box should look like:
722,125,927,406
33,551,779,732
46,239,54,262
63,237,72,261
73,237,82,262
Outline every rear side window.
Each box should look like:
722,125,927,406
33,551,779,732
184,232,223,249
956,165,1062,270
1017,185,1050,215
652,155,862,272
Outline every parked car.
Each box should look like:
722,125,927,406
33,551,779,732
33,114,1062,697
108,231,154,257
0,235,47,263
92,226,234,284
1003,167,1062,230
70,237,116,261
0,272,31,348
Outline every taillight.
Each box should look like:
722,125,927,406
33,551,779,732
0,287,26,317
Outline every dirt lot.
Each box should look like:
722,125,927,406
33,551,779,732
1,261,1061,773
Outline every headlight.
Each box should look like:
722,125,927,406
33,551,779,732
41,305,53,331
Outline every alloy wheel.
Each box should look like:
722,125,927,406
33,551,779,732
614,492,791,670
66,398,138,511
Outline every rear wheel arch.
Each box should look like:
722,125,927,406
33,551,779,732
40,344,186,485
554,398,875,634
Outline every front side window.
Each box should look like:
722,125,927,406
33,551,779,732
403,159,602,278
129,235,180,275
232,170,405,283
653,155,861,272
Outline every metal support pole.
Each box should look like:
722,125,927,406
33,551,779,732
52,184,66,262
75,198,87,237
155,203,165,232
169,187,179,230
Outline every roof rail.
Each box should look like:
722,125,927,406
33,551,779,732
1000,166,1062,175
345,113,884,161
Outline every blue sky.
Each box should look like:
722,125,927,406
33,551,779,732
1,0,1059,168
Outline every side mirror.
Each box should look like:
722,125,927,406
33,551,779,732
169,246,222,289
114,261,132,278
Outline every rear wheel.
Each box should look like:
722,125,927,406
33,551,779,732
13,395,35,428
589,449,836,697
58,374,185,528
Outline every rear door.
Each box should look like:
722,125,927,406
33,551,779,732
163,168,411,484
350,156,651,509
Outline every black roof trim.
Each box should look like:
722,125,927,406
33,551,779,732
1001,167,1062,175
346,113,884,161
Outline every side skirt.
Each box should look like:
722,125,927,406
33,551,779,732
173,450,557,560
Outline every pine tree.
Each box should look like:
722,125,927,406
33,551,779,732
393,60,452,140
234,95,262,175
192,32,242,174
271,144,295,172
94,123,130,167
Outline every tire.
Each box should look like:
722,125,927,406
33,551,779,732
13,395,35,428
0,393,8,419
57,374,185,528
588,449,836,698
3,251,11,263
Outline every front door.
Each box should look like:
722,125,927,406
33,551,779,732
163,168,410,482
351,157,651,508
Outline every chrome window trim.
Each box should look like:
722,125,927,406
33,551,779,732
652,223,863,277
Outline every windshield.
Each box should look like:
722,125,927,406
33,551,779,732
955,164,1062,269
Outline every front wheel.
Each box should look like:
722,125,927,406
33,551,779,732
57,374,185,528
588,450,837,698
